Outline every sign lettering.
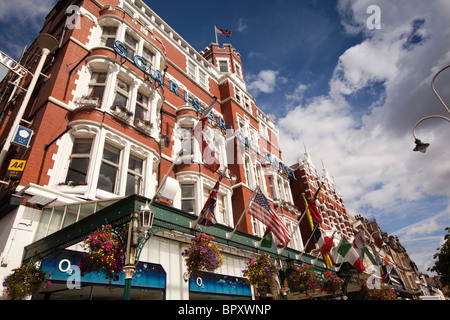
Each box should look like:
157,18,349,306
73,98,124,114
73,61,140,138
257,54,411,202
6,159,27,180
0,50,29,77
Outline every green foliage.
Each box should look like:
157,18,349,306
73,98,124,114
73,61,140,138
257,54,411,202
429,227,450,293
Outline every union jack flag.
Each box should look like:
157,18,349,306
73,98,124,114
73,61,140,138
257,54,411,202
198,175,223,227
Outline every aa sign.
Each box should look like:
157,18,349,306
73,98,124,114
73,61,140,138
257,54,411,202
6,159,26,180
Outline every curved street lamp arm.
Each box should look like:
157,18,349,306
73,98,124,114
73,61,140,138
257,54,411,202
431,65,450,115
413,115,450,140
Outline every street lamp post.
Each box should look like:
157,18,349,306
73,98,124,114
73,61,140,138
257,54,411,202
412,65,450,153
122,202,155,300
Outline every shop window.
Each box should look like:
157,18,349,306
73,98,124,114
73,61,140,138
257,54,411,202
126,155,144,196
65,138,93,184
100,26,117,48
181,184,195,214
87,72,107,101
98,144,122,194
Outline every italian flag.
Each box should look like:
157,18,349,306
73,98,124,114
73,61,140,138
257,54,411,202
337,238,365,272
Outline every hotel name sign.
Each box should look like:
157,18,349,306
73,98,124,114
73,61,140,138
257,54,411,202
113,40,296,180
0,50,29,77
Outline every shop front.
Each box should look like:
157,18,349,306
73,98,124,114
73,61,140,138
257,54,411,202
34,250,166,300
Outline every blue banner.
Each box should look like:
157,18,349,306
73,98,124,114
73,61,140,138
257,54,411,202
40,250,166,289
189,271,251,297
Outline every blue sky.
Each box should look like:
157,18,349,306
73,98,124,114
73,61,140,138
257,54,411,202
1,0,450,274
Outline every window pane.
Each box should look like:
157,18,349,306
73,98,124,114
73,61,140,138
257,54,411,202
66,158,90,183
47,206,65,235
181,184,194,198
91,72,107,84
219,61,228,72
113,92,128,107
103,145,120,164
181,199,195,214
135,105,144,120
79,203,96,220
124,33,137,50
126,172,142,196
62,205,79,228
102,26,117,36
35,208,52,240
88,86,105,99
128,156,143,173
105,37,116,48
72,139,92,154
98,164,117,193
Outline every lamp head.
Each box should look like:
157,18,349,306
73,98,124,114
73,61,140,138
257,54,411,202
139,202,154,231
413,139,430,153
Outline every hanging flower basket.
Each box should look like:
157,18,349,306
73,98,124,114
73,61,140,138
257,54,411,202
2,263,51,300
242,253,280,287
359,280,397,300
79,224,124,283
322,271,344,296
181,233,224,276
289,263,322,298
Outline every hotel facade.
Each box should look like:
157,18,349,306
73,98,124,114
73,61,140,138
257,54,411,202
0,0,377,300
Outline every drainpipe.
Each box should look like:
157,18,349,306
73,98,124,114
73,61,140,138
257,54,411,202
0,34,59,170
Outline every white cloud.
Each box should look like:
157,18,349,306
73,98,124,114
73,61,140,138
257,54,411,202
276,0,450,272
236,17,248,32
0,0,57,58
246,70,287,96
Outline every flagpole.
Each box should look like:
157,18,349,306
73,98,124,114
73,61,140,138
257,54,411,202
226,187,259,240
149,150,184,206
295,223,319,261
214,26,218,44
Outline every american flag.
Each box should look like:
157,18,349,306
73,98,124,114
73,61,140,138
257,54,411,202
248,189,291,247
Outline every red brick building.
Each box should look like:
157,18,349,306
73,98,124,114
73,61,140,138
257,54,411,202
0,0,308,299
290,151,354,251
